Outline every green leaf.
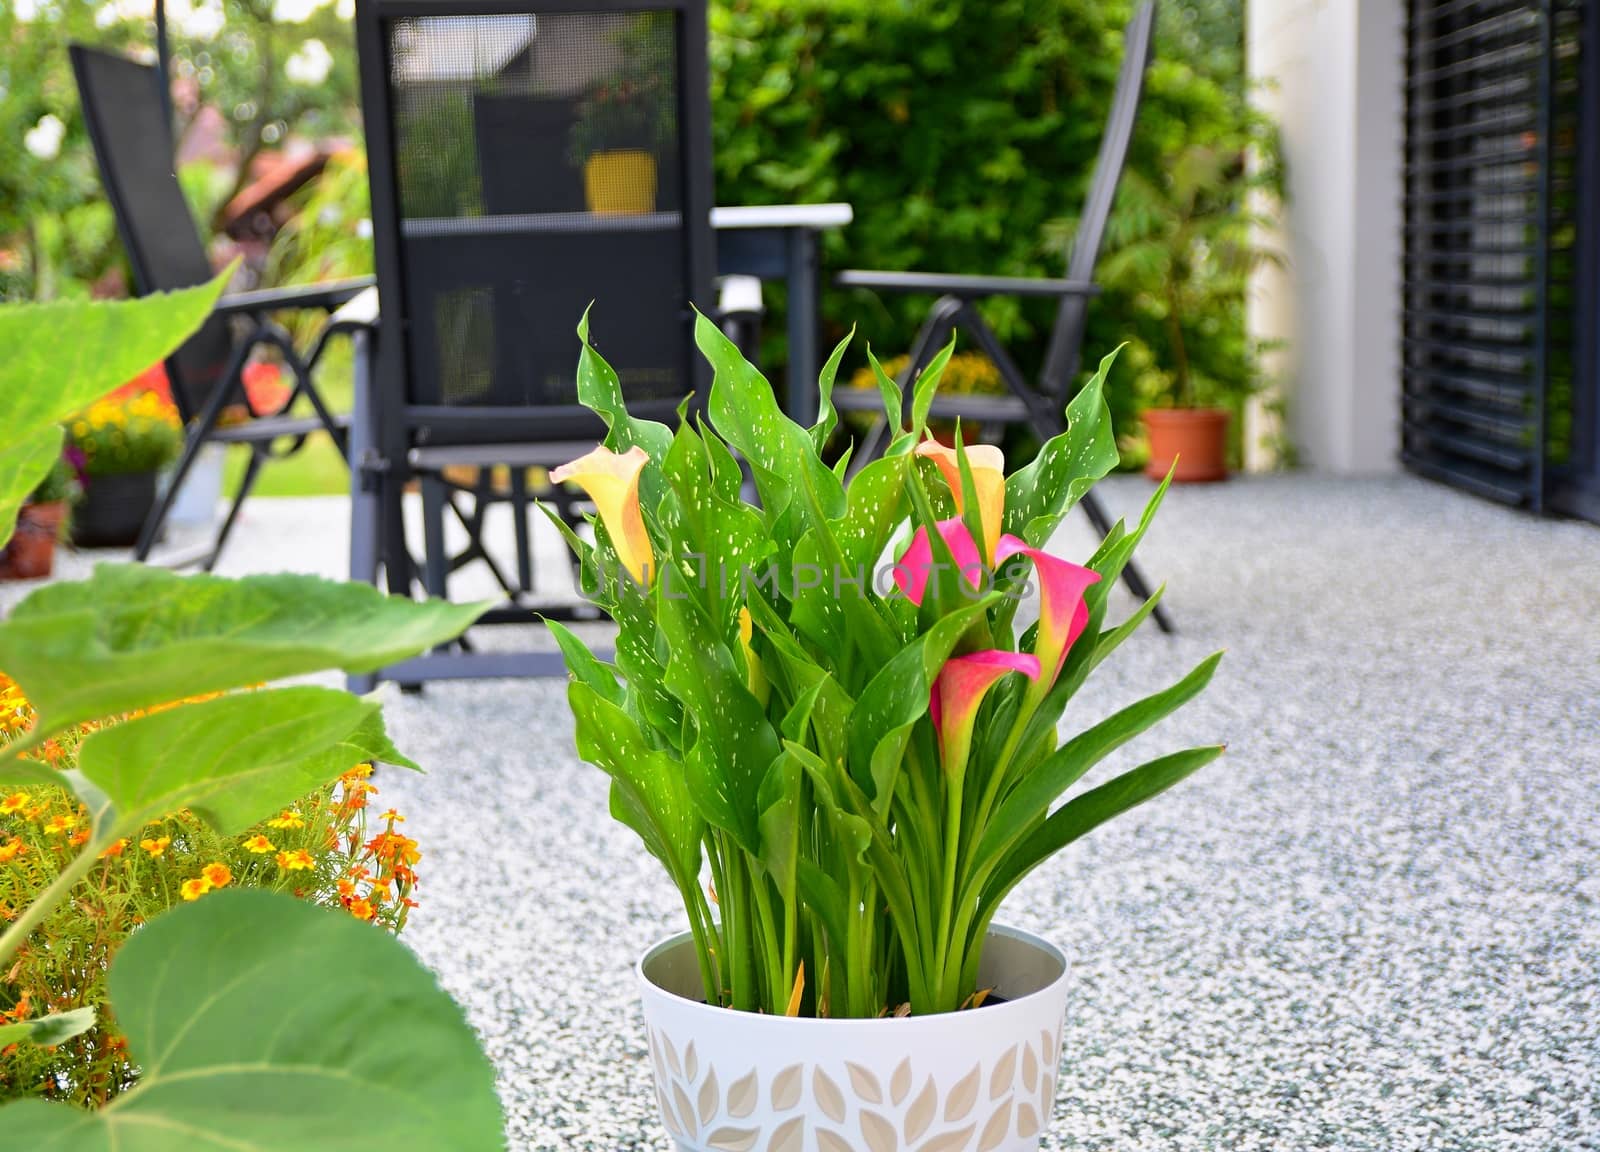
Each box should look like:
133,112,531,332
0,891,503,1150
809,327,855,453
976,652,1224,866
908,336,956,439
988,745,1225,902
0,566,487,735
545,619,625,707
865,345,903,432
75,686,385,836
0,1007,95,1049
0,427,65,548
576,308,674,505
1002,345,1123,547
569,681,703,884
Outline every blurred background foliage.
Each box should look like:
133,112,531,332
2,0,1268,472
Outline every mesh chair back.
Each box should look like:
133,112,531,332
70,45,234,424
356,0,716,447
1039,1,1157,401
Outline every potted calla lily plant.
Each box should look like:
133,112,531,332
548,314,1223,1152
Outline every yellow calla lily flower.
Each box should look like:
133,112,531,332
551,444,656,587
914,437,1006,561
737,606,770,706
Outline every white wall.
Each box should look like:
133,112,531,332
1247,0,1404,473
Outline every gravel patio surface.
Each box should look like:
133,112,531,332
12,473,1600,1150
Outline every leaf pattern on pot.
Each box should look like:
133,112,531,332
847,1061,884,1105
1017,1102,1041,1139
859,1108,898,1152
699,1066,720,1127
944,1065,980,1123
903,1077,937,1144
707,1126,761,1152
663,1033,683,1079
816,1129,854,1152
685,1041,700,1083
727,1069,760,1119
989,1047,1016,1101
915,1125,975,1152
1021,1042,1039,1093
673,1081,698,1139
768,1115,805,1152
814,1067,847,1124
890,1057,913,1106
771,1064,804,1111
978,1097,1013,1152
1040,1070,1056,1120
657,1087,682,1138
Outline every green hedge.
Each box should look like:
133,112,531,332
710,0,1254,445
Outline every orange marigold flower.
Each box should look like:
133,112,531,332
139,836,172,857
100,838,129,859
347,898,376,922
336,877,356,898
68,828,91,848
0,838,23,864
180,877,212,901
0,792,27,815
366,832,421,867
266,809,305,830
241,835,275,854
201,862,232,888
275,849,315,871
341,763,374,781
43,813,76,836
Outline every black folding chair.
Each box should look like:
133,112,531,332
70,45,373,570
833,2,1173,633
349,0,717,685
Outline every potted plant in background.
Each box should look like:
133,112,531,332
548,315,1223,1152
0,456,79,581
1054,134,1283,482
569,20,674,215
66,384,182,547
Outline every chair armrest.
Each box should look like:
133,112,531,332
212,275,376,317
836,270,1098,299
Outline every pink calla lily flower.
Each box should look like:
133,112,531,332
994,535,1100,690
893,517,984,605
930,650,1041,778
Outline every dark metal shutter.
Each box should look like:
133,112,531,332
1403,0,1583,511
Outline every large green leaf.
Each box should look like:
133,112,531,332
1002,346,1123,547
0,891,504,1150
575,310,673,507
74,687,391,837
0,566,487,736
0,1008,95,1049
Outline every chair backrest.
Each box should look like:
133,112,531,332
1038,1,1157,403
355,0,717,449
70,44,233,424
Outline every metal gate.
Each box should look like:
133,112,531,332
1402,0,1593,517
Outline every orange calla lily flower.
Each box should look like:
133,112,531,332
551,444,656,587
915,438,1007,561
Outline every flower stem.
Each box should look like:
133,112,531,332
0,835,101,972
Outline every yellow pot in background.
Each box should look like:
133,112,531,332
584,151,657,215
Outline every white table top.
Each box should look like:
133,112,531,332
710,203,853,230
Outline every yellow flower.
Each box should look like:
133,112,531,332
914,438,1007,562
550,444,655,587
267,809,306,830
44,813,77,836
0,838,23,863
378,809,405,824
180,877,212,901
276,849,315,871
737,606,770,706
347,897,376,922
201,862,233,888
242,834,276,854
0,792,27,816
140,836,172,857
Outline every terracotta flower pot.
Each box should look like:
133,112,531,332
0,501,66,581
584,150,658,215
1143,407,1230,483
638,924,1070,1152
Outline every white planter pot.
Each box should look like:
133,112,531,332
637,925,1069,1152
165,443,225,529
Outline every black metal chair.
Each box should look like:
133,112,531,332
70,44,373,570
833,2,1173,632
350,0,717,683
